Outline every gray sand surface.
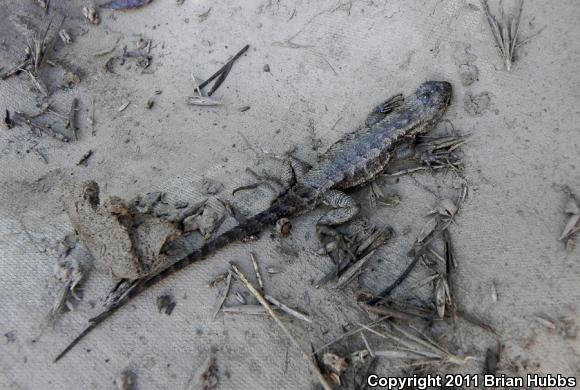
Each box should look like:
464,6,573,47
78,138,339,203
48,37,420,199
1,0,579,388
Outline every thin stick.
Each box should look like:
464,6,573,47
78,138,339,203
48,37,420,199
65,98,78,140
221,305,268,315
0,59,31,80
365,256,421,306
249,252,264,291
264,294,311,324
312,317,388,355
89,97,95,136
198,45,249,96
213,271,232,319
230,264,333,390
334,249,376,288
361,332,375,358
362,303,434,322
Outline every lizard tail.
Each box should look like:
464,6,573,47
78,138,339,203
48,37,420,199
55,189,304,362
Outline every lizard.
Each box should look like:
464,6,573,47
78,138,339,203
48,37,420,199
55,80,452,362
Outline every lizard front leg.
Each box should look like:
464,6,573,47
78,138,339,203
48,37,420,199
318,189,360,226
365,93,404,127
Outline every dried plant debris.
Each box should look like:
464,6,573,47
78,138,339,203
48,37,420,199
362,299,437,323
231,264,333,390
535,315,578,339
118,101,130,112
386,134,466,176
36,0,49,12
317,219,394,287
10,110,72,142
115,368,137,390
322,353,349,385
103,0,152,10
191,355,219,390
559,187,580,251
434,274,452,318
196,44,250,97
63,71,81,87
409,193,464,259
186,75,223,106
50,254,85,319
366,322,476,368
481,0,524,71
83,7,101,25
4,331,16,344
3,110,14,129
0,22,62,97
77,150,94,166
367,186,467,306
157,293,176,315
368,181,400,209
102,45,153,73
209,272,228,288
58,29,72,45
198,7,212,22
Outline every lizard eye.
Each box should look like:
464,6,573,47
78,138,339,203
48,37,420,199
418,91,432,104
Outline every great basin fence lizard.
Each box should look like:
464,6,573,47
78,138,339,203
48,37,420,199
55,81,452,362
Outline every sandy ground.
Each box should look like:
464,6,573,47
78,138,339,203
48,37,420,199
0,0,579,389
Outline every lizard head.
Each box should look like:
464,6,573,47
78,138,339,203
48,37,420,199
415,81,452,112
400,81,452,137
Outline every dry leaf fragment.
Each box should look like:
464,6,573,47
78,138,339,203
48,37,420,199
535,316,557,330
322,353,349,375
59,30,72,45
434,276,451,318
83,7,101,25
416,217,438,244
115,369,136,390
491,282,498,303
185,96,223,106
429,199,458,219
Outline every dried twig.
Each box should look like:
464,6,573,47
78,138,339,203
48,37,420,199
230,264,333,390
264,294,312,324
89,97,96,136
249,252,264,291
221,305,267,315
365,255,421,306
334,250,376,289
312,317,388,355
12,111,69,142
65,98,78,140
213,271,232,319
559,187,580,251
363,322,475,367
198,45,249,96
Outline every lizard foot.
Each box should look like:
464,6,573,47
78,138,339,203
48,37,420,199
318,189,360,226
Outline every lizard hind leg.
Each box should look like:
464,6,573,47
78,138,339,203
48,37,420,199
365,93,405,127
318,189,360,226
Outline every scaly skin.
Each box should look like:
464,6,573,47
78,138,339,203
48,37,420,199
55,81,452,362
